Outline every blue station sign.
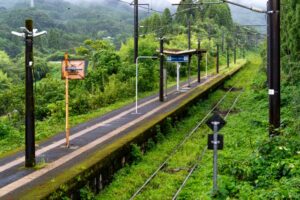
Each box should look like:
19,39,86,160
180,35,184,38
166,55,189,63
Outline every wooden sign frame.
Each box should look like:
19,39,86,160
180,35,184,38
61,60,85,80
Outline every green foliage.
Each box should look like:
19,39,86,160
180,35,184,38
280,0,300,89
0,70,12,90
0,84,24,116
80,185,96,200
0,50,20,80
35,77,64,120
204,4,233,29
0,0,134,57
281,0,300,61
146,138,156,151
130,144,143,163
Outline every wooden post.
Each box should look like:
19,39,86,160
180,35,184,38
64,53,70,147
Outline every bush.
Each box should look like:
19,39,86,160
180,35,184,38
80,185,96,200
130,144,143,163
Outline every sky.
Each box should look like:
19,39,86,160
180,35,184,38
64,0,268,9
168,0,267,9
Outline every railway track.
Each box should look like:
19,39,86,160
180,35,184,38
129,87,244,200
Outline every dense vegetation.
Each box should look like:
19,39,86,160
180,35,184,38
0,0,134,57
1,0,299,199
0,0,251,155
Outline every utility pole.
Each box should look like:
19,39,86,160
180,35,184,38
24,20,35,167
269,0,280,136
242,43,245,59
234,44,237,64
197,38,201,83
134,0,138,63
11,20,47,167
267,1,272,96
221,32,224,52
187,19,191,87
64,53,70,148
216,44,219,74
227,46,230,68
159,38,164,102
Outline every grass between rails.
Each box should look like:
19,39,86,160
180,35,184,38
0,59,244,158
92,57,254,199
178,56,300,198
93,53,300,199
176,54,267,199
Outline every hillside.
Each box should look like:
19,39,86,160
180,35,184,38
0,0,299,199
0,0,141,57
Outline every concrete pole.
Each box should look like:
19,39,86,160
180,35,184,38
159,39,164,102
269,0,281,136
25,19,35,167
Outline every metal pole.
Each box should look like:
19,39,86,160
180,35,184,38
134,0,138,63
255,33,259,48
159,39,164,102
212,121,220,194
221,32,224,52
65,53,70,148
216,44,219,74
164,69,167,97
187,19,191,87
227,46,230,68
197,39,201,83
269,0,280,136
136,57,139,114
188,20,191,50
206,53,208,78
234,44,237,64
25,19,35,167
177,63,180,91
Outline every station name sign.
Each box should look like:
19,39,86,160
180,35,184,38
166,55,189,63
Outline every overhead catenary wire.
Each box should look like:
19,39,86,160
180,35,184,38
116,0,163,13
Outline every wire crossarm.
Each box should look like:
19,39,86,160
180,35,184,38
11,27,47,38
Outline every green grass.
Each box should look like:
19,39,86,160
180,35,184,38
94,53,300,199
94,55,256,199
176,53,267,199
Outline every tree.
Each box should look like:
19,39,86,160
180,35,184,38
161,8,172,26
175,0,195,25
0,70,12,90
161,8,173,36
204,4,233,29
280,0,300,84
0,50,20,80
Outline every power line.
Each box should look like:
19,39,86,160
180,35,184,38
116,0,163,13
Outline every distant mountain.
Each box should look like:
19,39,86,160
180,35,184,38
229,5,267,33
0,0,138,56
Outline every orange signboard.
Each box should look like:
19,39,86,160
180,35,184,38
61,60,85,80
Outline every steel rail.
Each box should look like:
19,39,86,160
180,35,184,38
172,88,245,199
129,87,234,200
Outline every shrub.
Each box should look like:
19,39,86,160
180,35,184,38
130,144,143,163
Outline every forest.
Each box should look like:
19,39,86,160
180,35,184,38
0,0,256,155
0,0,299,199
